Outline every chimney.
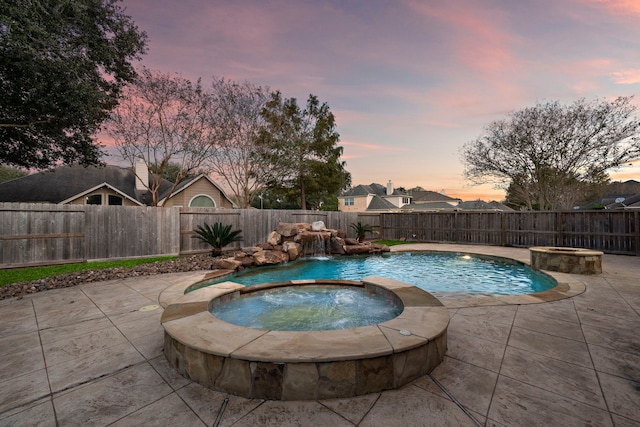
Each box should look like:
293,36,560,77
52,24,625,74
135,157,149,191
386,180,393,196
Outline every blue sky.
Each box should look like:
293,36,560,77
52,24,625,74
117,0,640,200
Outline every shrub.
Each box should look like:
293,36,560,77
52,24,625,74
192,223,243,256
350,222,374,243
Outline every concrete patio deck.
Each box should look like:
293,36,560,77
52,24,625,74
0,244,638,426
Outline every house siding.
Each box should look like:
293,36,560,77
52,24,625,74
66,188,139,206
339,196,370,212
163,179,234,208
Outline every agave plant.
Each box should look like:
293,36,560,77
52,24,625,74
350,221,374,243
192,222,243,256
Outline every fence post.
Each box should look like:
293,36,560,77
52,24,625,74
556,211,563,247
633,212,640,256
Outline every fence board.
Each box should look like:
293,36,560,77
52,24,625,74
0,203,85,266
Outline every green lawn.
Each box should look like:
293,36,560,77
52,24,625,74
0,256,176,287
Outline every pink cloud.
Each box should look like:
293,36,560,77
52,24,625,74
405,1,522,76
341,141,408,152
580,0,640,16
611,69,640,85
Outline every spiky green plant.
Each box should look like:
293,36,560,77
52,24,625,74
350,221,374,243
191,222,243,256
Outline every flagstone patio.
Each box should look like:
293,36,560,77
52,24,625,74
0,244,638,426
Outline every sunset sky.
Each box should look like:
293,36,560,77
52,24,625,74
118,0,640,201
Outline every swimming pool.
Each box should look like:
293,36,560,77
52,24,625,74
202,251,556,295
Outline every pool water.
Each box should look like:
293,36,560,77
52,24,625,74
210,285,402,331
205,252,556,295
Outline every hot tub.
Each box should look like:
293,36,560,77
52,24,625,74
530,246,603,275
161,277,449,400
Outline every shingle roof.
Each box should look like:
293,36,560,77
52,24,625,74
409,190,460,203
604,194,640,209
579,193,637,210
341,182,407,197
401,202,456,211
366,195,398,210
457,200,513,211
0,164,174,205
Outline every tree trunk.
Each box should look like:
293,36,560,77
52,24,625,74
300,179,306,210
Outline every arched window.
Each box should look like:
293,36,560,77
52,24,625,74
189,194,216,208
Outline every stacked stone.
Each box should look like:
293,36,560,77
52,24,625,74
212,222,390,272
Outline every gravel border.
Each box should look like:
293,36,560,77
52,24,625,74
0,254,218,300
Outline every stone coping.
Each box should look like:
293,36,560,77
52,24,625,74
529,246,604,256
161,277,449,363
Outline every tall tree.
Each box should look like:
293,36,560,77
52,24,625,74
105,68,214,206
259,92,351,210
0,164,28,183
462,97,640,210
204,78,271,208
0,0,147,169
149,162,199,183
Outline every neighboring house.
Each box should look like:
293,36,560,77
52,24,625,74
455,200,514,211
409,190,461,207
338,181,514,212
400,201,460,212
399,189,462,212
0,160,234,208
578,193,640,210
338,181,411,212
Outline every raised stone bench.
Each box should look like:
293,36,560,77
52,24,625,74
530,246,603,275
161,276,449,400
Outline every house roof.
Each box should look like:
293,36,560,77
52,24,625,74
366,195,398,210
0,164,203,206
602,194,640,209
456,200,514,211
409,190,460,203
401,202,456,211
341,183,407,197
579,193,637,210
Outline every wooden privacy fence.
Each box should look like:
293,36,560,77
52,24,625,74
2,204,638,268
378,211,640,256
0,203,361,268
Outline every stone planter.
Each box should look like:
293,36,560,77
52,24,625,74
530,247,603,275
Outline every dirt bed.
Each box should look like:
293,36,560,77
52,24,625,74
0,254,217,300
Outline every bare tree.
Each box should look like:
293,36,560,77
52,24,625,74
204,78,272,208
462,97,640,210
105,68,215,206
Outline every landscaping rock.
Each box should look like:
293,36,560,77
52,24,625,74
276,223,299,237
214,258,243,271
330,237,346,255
344,245,373,255
267,231,281,246
282,241,302,261
253,250,289,266
295,230,332,243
